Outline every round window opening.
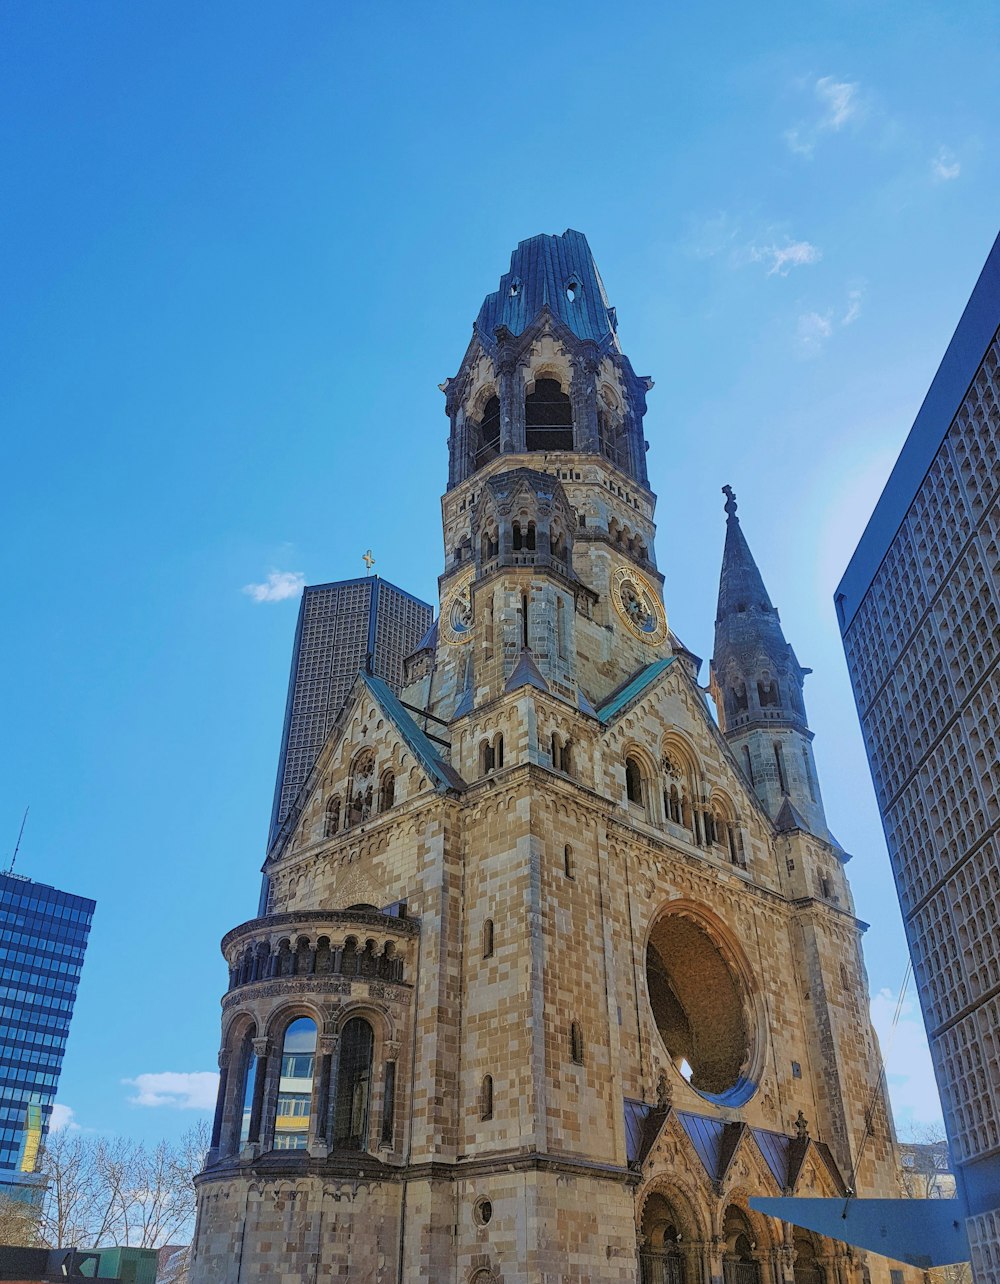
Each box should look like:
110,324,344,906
645,911,758,1106
474,1197,493,1226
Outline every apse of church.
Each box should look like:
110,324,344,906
190,231,913,1284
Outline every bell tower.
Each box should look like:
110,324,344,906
425,230,670,721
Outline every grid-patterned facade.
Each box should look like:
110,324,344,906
0,872,95,1194
837,234,1000,1283
268,577,432,846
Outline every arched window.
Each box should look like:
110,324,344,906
324,796,340,838
525,521,537,552
512,521,523,552
273,1017,317,1150
525,377,573,451
480,1074,494,1121
477,395,501,466
483,918,494,959
564,844,574,879
570,1020,585,1064
333,1017,375,1150
625,756,644,806
704,812,718,846
773,741,788,794
378,770,395,813
480,739,495,775
237,1032,258,1148
347,750,376,826
494,733,504,769
758,676,780,708
664,783,681,823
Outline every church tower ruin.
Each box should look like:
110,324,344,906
190,231,910,1284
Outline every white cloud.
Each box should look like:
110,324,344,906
796,285,865,355
796,310,834,356
815,76,860,130
750,240,822,277
931,147,961,182
870,988,944,1130
49,1103,79,1133
124,1071,219,1110
784,75,862,156
242,570,305,604
841,286,864,326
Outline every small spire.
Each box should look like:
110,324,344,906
722,484,738,521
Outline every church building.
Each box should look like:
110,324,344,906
191,231,908,1284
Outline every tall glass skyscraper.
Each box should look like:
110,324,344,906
0,871,95,1199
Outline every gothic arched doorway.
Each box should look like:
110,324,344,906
792,1228,824,1284
722,1206,762,1284
640,1192,687,1284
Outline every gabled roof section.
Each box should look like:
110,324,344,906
596,657,675,724
676,1111,727,1183
410,617,438,655
623,1099,670,1168
774,797,848,857
751,1127,793,1190
475,229,621,350
361,674,465,794
505,648,550,694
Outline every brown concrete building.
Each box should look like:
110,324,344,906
191,231,911,1283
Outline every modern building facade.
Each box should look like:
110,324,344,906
192,231,910,1284
267,576,433,850
836,232,1000,1283
0,871,95,1200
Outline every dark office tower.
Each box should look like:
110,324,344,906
268,577,433,847
0,871,95,1201
836,231,1000,1284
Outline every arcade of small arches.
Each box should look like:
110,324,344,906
210,1003,399,1163
227,929,404,992
624,747,747,867
636,1188,847,1284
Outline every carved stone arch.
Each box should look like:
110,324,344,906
331,1001,394,1044
636,1173,708,1242
661,731,699,782
718,1187,781,1251
221,1008,259,1052
263,1001,326,1043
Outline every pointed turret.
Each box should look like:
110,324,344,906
710,487,830,839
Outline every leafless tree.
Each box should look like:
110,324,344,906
34,1121,208,1251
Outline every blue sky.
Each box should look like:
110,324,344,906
2,1,998,1146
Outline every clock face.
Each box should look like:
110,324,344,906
441,579,473,644
611,566,668,645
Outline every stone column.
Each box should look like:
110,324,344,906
688,1240,713,1284
496,327,518,453
309,1034,337,1158
246,1036,271,1154
708,1238,726,1284
208,1051,230,1160
571,344,601,452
